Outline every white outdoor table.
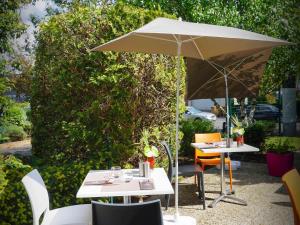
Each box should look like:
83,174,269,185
191,142,259,208
76,168,174,203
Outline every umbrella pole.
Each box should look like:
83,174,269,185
163,38,195,225
175,41,181,220
224,70,230,147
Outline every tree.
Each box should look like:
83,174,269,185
0,0,31,114
9,53,33,101
31,4,183,163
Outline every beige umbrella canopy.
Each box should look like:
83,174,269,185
186,47,273,99
92,17,288,59
92,17,290,223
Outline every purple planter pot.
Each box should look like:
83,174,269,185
266,152,294,177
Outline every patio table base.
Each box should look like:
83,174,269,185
208,190,247,208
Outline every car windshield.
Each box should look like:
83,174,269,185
188,107,201,114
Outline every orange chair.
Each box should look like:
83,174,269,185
194,133,233,192
282,169,300,225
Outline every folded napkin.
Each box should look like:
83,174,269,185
139,179,154,190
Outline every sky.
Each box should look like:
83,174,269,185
16,0,59,54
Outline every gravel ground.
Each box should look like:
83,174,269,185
0,139,31,156
0,138,296,224
150,161,294,225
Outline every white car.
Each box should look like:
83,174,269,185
184,106,217,121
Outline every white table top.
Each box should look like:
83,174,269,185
76,168,174,198
191,142,259,153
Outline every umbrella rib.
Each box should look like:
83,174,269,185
189,54,258,99
224,50,270,96
226,48,270,69
227,76,256,96
188,60,229,99
190,36,205,60
225,62,256,96
133,33,177,43
189,74,224,99
207,60,227,76
172,34,180,43
214,59,256,96
181,36,204,43
227,57,248,75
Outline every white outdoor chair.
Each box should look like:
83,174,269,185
22,169,92,225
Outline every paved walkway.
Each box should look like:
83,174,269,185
0,139,32,156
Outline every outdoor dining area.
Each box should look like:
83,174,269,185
21,134,299,225
16,17,299,225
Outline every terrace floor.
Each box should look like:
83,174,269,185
150,155,299,225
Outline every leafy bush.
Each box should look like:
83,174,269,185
180,119,215,157
244,120,276,147
0,155,8,194
0,155,108,225
0,155,32,225
32,4,181,164
262,138,295,154
0,102,31,142
263,136,300,153
1,103,27,127
0,133,9,143
1,124,27,142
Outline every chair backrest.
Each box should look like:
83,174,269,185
92,199,163,225
282,169,300,225
22,169,50,225
160,141,173,182
195,133,222,157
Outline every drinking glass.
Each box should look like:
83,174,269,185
111,166,122,179
123,171,133,182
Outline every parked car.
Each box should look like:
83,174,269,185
237,104,280,120
184,106,217,121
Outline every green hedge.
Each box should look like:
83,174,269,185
244,120,276,147
180,119,215,157
31,4,181,164
0,155,32,225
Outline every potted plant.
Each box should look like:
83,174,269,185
262,137,296,177
144,145,159,169
231,115,245,146
140,129,160,169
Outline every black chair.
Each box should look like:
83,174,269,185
161,141,206,210
92,199,163,225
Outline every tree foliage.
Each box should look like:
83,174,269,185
0,0,30,54
0,0,31,125
32,4,183,164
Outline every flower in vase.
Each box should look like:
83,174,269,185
144,145,159,157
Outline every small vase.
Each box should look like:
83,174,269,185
147,156,155,169
236,136,242,147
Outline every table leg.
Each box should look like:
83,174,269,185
208,153,247,208
123,196,131,204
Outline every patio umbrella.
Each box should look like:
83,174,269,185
186,48,273,99
91,17,290,224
